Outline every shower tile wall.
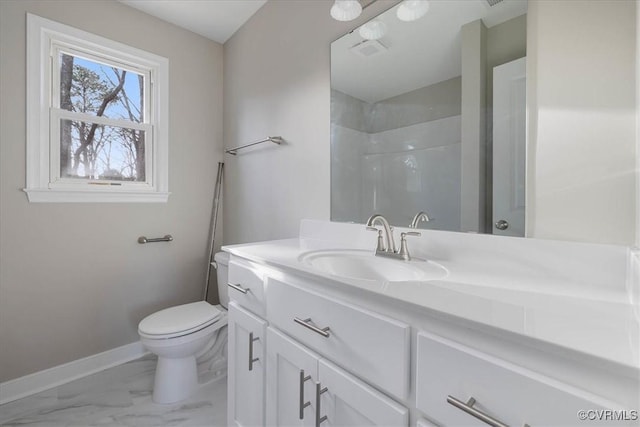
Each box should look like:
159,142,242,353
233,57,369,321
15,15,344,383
331,89,367,222
331,76,462,227
364,117,461,230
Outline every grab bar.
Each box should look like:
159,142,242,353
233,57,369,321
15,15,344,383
138,235,173,244
225,136,283,155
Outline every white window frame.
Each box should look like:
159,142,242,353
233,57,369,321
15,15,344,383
25,14,169,203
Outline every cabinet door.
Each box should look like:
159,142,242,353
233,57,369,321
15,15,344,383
317,359,408,427
228,302,267,427
266,327,319,427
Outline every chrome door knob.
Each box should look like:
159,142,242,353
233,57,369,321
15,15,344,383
495,219,509,230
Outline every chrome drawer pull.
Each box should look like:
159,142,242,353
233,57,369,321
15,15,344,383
315,382,328,427
248,332,259,371
228,282,249,294
299,370,312,419
294,317,331,338
447,395,509,427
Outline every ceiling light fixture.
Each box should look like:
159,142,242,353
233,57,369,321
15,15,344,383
358,19,387,40
396,0,430,22
330,0,363,22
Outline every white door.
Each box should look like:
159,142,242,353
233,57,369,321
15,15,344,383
493,57,526,237
317,359,408,426
228,302,267,427
266,327,319,427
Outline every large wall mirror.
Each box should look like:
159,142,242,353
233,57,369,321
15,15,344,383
331,0,528,236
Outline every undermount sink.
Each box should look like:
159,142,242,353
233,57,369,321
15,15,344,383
298,249,448,282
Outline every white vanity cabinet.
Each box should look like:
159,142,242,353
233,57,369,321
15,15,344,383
266,326,409,427
225,244,638,427
228,302,267,427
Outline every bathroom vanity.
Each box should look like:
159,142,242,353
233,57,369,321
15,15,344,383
224,220,639,426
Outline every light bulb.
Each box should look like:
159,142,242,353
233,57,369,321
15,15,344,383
396,0,430,22
358,20,387,40
330,0,363,22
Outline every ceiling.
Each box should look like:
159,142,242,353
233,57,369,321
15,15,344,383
118,0,268,44
331,0,527,103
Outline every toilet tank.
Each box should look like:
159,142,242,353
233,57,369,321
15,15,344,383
214,252,230,309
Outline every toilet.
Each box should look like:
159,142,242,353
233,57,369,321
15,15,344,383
138,252,230,404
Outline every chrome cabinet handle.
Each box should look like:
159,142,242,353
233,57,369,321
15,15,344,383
294,317,331,338
299,370,312,419
315,382,328,427
248,332,259,371
228,282,249,294
447,395,509,427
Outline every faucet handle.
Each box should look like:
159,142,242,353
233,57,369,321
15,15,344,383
398,231,421,261
402,231,421,238
366,226,386,252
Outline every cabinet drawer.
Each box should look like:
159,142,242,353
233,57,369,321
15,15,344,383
416,332,620,426
228,258,266,317
266,278,410,399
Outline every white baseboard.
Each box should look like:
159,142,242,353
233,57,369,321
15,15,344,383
0,341,148,405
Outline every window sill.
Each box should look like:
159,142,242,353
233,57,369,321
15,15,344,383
23,188,170,203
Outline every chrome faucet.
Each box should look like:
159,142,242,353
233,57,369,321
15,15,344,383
366,214,421,261
410,211,431,229
366,214,396,253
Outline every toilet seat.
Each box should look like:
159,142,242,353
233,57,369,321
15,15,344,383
138,301,222,339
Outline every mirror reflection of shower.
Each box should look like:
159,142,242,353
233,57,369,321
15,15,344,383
330,0,527,236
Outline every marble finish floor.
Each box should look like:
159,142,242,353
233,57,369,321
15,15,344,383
0,355,227,426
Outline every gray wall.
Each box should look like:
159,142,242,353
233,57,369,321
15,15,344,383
369,77,461,134
460,19,487,232
332,76,461,133
526,0,636,245
331,89,369,133
0,0,223,382
223,0,400,245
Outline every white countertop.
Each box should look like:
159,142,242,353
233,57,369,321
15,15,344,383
223,234,640,372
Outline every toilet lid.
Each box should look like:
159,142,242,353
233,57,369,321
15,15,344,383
138,301,222,338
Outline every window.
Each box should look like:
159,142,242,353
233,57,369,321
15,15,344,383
26,14,169,202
